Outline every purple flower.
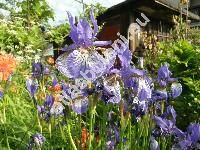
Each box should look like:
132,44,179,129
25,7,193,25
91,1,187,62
120,65,145,89
159,80,167,87
43,66,50,75
112,41,132,68
71,96,89,114
100,89,115,104
28,133,45,150
32,62,42,78
150,136,160,150
65,9,111,50
37,105,45,114
137,77,152,100
158,64,171,81
138,88,151,101
37,95,56,121
157,64,172,88
56,9,115,81
152,90,168,102
161,106,177,123
179,139,193,150
56,50,110,81
52,77,58,87
132,100,148,117
187,123,200,144
171,83,182,99
154,105,185,138
106,140,115,150
26,78,38,97
167,106,177,123
102,79,121,104
155,106,185,139
154,116,176,135
0,90,3,99
62,84,89,114
44,95,54,108
178,123,200,149
32,62,50,78
157,64,180,89
107,42,145,88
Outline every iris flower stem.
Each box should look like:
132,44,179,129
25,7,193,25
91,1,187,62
161,136,167,150
32,96,37,107
120,115,124,149
161,101,165,114
67,124,77,150
120,130,124,150
88,94,98,150
128,120,132,149
88,107,95,150
36,111,42,134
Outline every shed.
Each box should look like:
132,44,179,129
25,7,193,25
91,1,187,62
189,0,200,27
97,0,200,52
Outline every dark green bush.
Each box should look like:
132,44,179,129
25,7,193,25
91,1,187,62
157,40,200,129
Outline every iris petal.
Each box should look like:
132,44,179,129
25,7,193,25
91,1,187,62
90,9,98,37
56,50,109,81
77,19,93,47
67,12,79,44
103,80,121,104
71,97,89,114
171,83,182,99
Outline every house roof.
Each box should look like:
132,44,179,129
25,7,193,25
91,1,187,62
98,0,200,21
155,0,200,20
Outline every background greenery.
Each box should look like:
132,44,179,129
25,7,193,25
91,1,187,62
143,21,200,129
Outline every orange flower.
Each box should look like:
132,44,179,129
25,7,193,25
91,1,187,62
81,127,89,150
48,85,62,92
0,53,17,81
47,56,55,65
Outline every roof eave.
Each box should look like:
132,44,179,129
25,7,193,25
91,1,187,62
155,0,200,20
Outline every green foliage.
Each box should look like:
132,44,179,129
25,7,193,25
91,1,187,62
0,0,55,62
16,0,54,24
47,23,70,47
0,17,46,61
157,40,200,129
80,3,107,19
0,62,77,149
171,16,187,40
188,28,200,46
79,3,107,30
0,0,54,24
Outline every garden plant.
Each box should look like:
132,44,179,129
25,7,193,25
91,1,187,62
0,3,199,150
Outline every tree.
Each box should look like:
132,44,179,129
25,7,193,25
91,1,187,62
0,0,55,61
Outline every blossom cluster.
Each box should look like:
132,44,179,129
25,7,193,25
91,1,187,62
0,53,18,100
24,9,199,149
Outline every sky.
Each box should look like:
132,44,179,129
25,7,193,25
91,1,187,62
47,0,125,25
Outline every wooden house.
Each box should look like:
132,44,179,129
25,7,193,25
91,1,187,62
97,0,200,52
189,0,200,27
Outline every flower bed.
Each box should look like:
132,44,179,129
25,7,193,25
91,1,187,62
0,9,199,150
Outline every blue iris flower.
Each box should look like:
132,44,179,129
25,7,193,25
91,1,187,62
0,90,3,100
26,78,38,97
56,9,112,81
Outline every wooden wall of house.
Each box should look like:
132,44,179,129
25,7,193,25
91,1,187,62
128,11,173,52
97,11,131,49
97,15,121,42
144,18,172,40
